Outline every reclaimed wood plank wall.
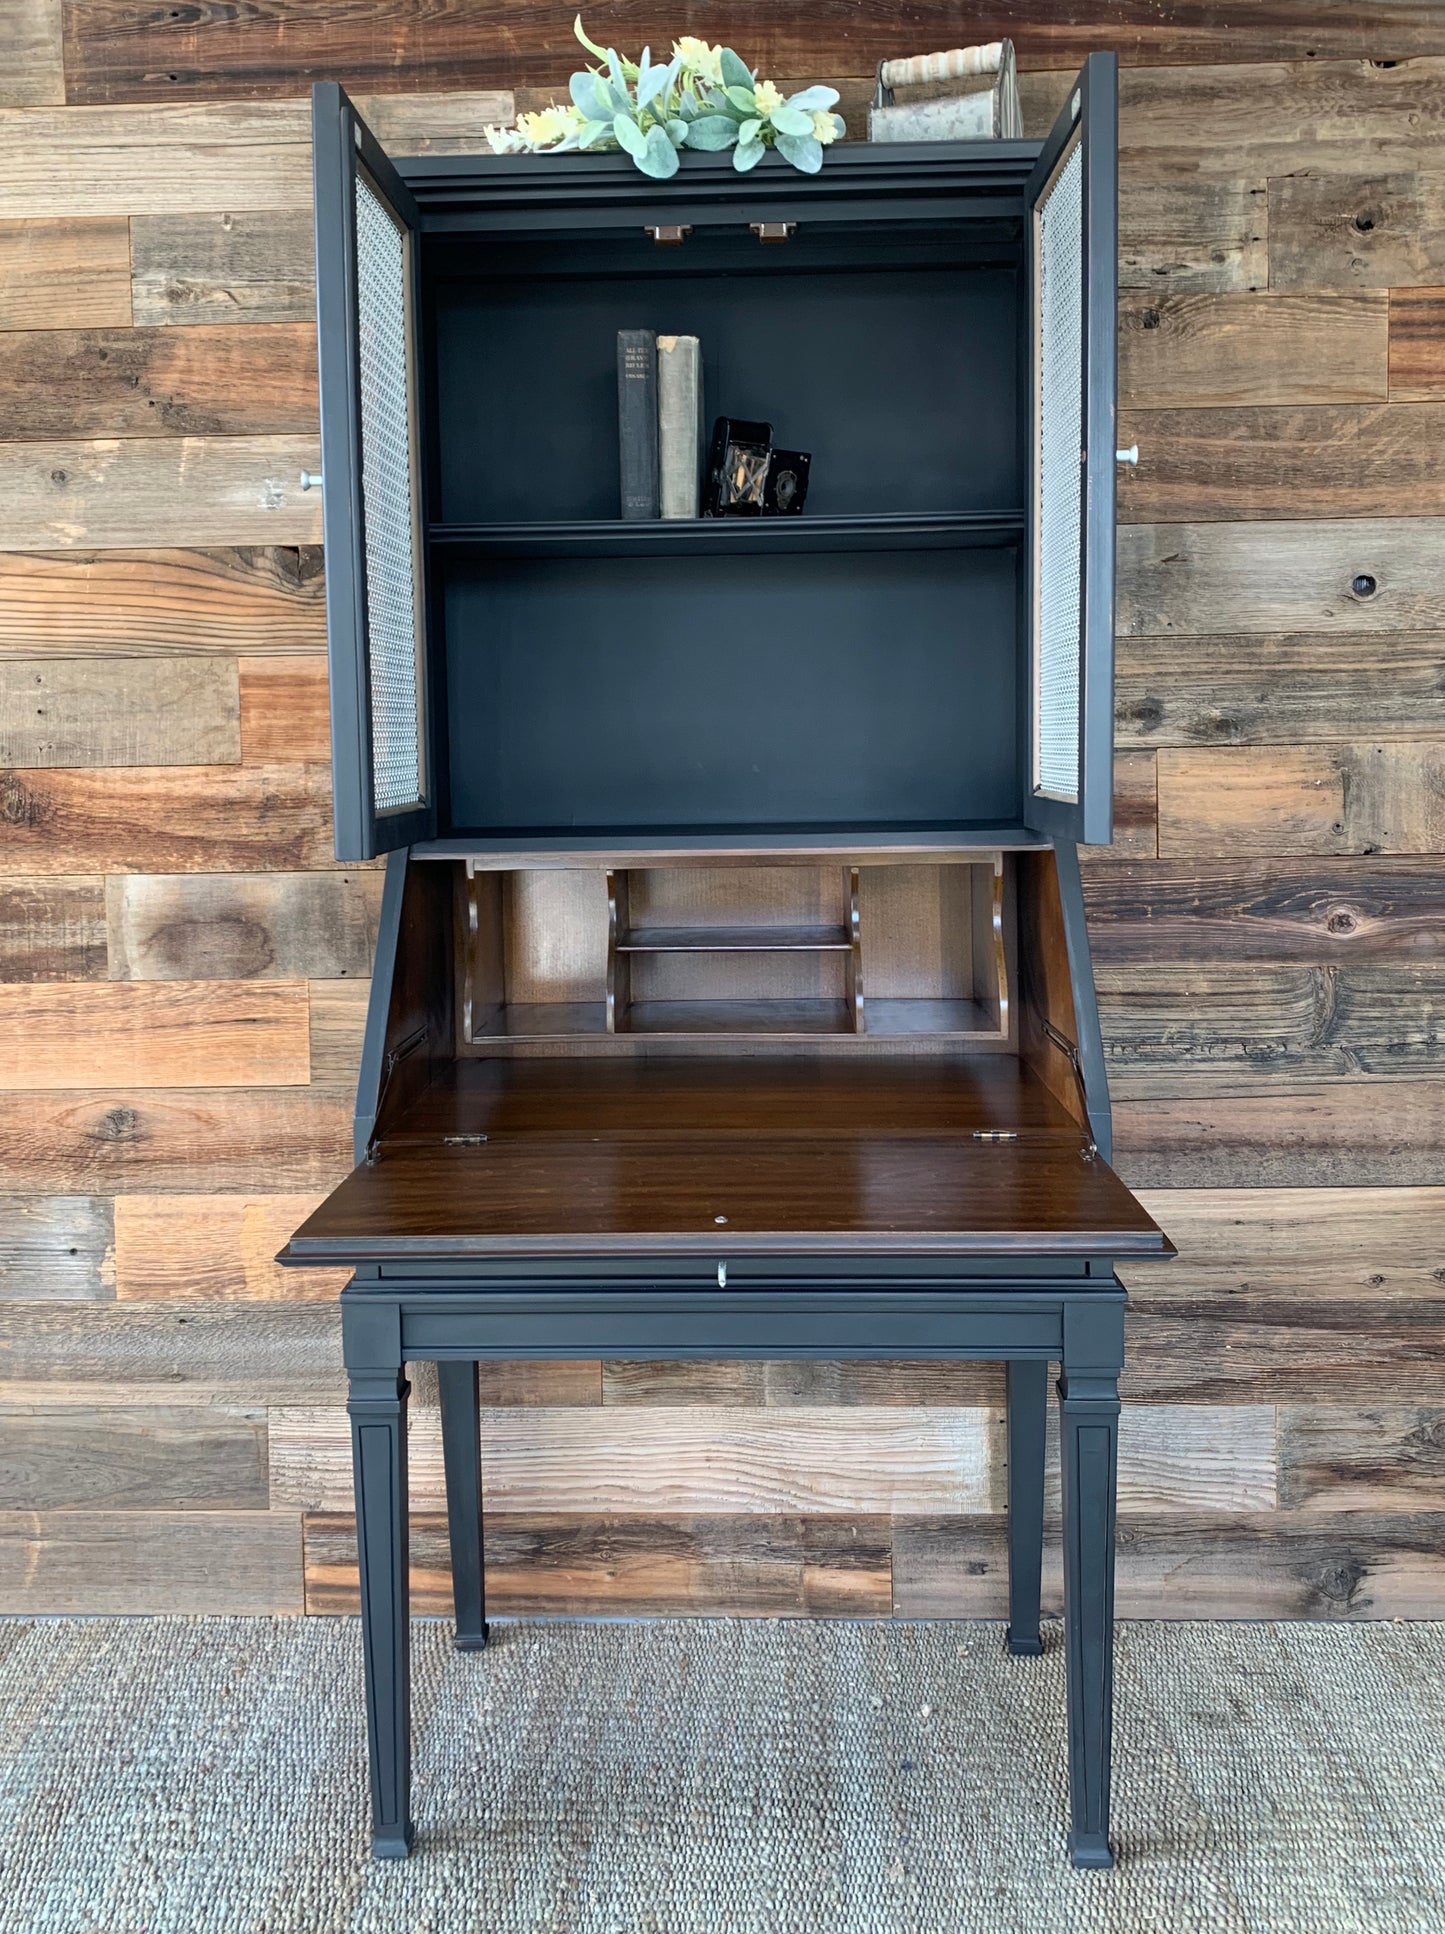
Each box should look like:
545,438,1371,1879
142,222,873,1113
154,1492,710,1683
2,4,1444,1621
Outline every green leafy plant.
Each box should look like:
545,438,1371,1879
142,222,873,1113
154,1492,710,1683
484,17,845,178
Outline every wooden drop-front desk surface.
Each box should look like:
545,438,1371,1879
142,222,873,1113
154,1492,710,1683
287,1058,1166,1263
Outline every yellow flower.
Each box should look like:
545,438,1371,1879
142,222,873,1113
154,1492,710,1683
516,103,583,148
674,35,724,88
753,79,783,115
811,109,840,145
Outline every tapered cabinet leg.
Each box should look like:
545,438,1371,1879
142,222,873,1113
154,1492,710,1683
437,1358,489,1650
1058,1301,1124,1871
1005,1358,1048,1657
347,1341,413,1859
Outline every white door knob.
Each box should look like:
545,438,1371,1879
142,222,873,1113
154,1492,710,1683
1115,446,1139,466
300,470,323,491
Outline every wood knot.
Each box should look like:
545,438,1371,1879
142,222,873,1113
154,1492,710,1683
0,771,44,827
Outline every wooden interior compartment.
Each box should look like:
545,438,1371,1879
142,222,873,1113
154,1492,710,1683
460,856,1012,1050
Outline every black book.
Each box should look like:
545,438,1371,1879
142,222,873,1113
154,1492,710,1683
617,328,659,520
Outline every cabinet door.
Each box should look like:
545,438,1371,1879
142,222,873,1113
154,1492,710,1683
312,82,436,860
1023,53,1117,847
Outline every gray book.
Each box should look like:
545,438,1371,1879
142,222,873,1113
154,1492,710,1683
657,334,704,519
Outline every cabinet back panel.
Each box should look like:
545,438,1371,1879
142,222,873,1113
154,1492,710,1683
429,253,1019,522
441,548,1019,834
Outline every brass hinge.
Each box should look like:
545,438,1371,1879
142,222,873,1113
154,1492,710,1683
972,1130,1019,1143
443,1134,489,1147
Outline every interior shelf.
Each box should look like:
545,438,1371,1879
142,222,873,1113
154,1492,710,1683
429,511,1025,559
617,924,852,954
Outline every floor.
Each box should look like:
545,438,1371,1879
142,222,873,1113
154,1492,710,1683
1,1617,1441,1933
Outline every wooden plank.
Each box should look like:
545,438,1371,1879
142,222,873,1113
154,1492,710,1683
1119,519,1445,636
1279,1407,1445,1512
1118,175,1266,294
1098,960,1445,1094
1115,1081,1445,1190
1129,1186,1445,1302
0,980,310,1089
239,655,330,763
0,218,130,330
0,548,324,657
1124,1293,1445,1405
58,8,1445,104
0,435,320,549
0,656,238,767
1028,58,1445,175
1116,633,1445,744
0,93,513,219
304,1512,892,1619
0,764,335,872
1389,288,1445,399
1157,742,1445,858
0,1509,302,1613
601,1359,1007,1407
112,1194,348,1302
1118,292,1387,409
1083,857,1445,964
271,1405,1000,1517
307,977,370,1089
0,1403,266,1509
0,0,62,106
0,1300,345,1404
0,1194,113,1299
1269,171,1445,291
106,870,380,981
0,1086,350,1192
1082,749,1157,860
1118,403,1445,524
0,877,106,980
893,1512,1445,1619
131,211,314,327
0,324,317,441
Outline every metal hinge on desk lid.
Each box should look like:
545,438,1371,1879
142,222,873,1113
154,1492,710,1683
1042,1018,1099,1160
363,1025,427,1165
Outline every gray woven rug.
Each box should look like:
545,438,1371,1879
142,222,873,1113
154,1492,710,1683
1,1618,1442,1933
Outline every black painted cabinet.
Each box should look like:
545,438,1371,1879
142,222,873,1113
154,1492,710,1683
292,61,1172,1871
312,58,1119,864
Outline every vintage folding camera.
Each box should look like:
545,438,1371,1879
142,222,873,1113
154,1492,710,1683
705,417,811,517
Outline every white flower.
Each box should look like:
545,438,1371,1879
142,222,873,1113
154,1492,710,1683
812,109,841,145
753,79,783,115
673,35,724,88
484,124,523,154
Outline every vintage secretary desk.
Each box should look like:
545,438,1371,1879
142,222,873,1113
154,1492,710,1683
280,55,1172,1869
